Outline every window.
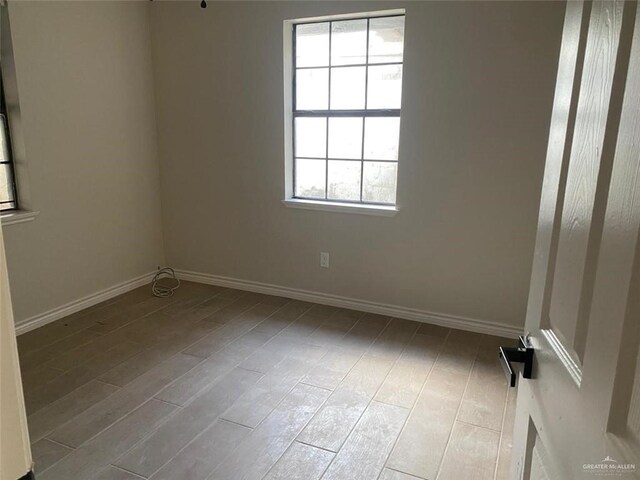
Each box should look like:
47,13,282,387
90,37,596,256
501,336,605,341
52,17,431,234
290,13,405,207
0,74,17,212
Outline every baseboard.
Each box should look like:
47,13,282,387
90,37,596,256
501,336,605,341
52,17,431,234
14,271,156,336
176,269,523,338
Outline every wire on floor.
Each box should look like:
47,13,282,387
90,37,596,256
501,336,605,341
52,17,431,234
151,267,180,297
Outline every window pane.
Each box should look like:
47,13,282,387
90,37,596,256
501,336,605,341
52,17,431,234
367,65,402,109
330,66,366,109
331,19,367,66
296,22,329,67
296,68,328,110
0,122,14,209
362,161,397,204
295,117,326,158
295,158,326,199
368,16,405,64
291,16,404,207
364,117,400,160
0,164,12,203
328,117,362,159
328,160,361,201
0,117,8,162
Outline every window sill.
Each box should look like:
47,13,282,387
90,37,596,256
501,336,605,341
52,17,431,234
282,199,398,217
1,210,39,226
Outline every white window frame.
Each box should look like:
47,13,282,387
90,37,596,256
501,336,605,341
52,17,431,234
283,9,404,216
0,6,38,226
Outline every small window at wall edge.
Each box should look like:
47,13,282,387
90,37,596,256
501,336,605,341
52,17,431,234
0,72,18,213
283,9,405,216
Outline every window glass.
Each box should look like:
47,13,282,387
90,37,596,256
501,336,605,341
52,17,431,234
292,14,404,205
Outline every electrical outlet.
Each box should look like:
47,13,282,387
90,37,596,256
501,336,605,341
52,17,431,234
320,252,329,268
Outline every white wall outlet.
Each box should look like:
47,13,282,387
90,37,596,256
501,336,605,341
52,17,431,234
320,252,329,268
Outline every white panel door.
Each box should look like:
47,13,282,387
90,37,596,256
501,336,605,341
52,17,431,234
0,206,32,478
510,1,640,478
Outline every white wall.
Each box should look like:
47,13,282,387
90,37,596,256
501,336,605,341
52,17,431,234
150,1,565,331
3,1,165,324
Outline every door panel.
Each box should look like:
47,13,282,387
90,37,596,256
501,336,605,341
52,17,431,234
0,203,32,478
512,1,640,478
530,436,554,480
609,240,640,454
519,0,589,359
548,0,623,364
629,357,640,437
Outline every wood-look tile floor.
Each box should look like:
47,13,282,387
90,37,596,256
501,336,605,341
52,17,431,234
17,281,517,480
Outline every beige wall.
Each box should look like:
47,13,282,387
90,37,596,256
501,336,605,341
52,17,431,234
151,1,564,330
0,1,565,333
3,1,165,324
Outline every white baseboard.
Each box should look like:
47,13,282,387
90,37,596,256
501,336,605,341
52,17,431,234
14,271,156,336
176,270,523,338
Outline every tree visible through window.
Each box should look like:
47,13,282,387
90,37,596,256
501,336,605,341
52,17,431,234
0,75,17,212
292,14,405,205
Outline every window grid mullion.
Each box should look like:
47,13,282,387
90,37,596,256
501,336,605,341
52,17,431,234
360,18,370,203
325,22,333,200
293,109,400,117
297,156,398,163
292,23,298,198
295,61,402,71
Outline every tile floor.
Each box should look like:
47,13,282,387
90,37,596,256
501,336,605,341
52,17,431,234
17,281,517,480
